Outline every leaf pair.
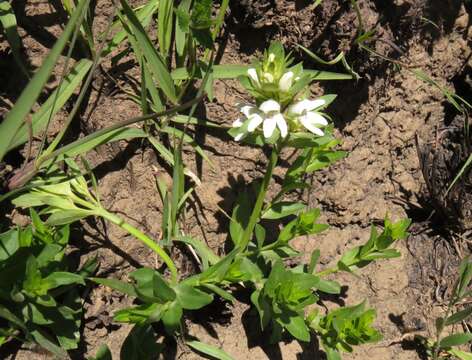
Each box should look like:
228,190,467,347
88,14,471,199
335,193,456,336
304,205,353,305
336,218,411,274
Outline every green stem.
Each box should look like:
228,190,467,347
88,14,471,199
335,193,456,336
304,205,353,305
238,147,279,251
98,209,178,283
315,266,339,277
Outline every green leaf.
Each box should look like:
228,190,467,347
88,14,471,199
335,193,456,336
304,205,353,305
46,209,95,226
103,0,159,57
175,235,220,270
175,284,213,310
325,347,342,360
171,64,249,80
0,228,20,261
0,1,27,75
119,0,177,103
114,303,162,324
131,268,176,303
89,344,112,360
121,325,162,360
308,249,320,274
191,0,212,29
157,0,174,56
283,314,311,342
31,328,69,359
43,272,85,288
456,257,472,299
0,0,90,162
255,223,266,249
229,192,251,246
448,349,472,360
197,249,238,284
439,333,472,349
262,202,306,220
8,59,93,151
0,304,28,332
91,277,138,297
42,128,149,168
202,284,235,303
187,340,235,360
315,279,341,294
304,69,352,80
161,301,183,332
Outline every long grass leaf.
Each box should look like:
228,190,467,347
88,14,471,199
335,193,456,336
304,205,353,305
0,1,28,76
0,0,90,162
7,59,93,151
158,0,174,57
446,154,472,196
103,0,158,57
120,0,178,103
171,64,249,80
304,69,352,80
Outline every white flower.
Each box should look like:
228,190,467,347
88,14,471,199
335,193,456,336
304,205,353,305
289,99,328,136
247,68,260,87
232,99,288,140
279,71,294,92
259,99,287,138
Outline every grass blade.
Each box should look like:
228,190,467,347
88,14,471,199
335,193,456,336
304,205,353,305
158,0,174,57
0,1,28,76
103,0,159,57
446,154,472,196
304,69,352,80
7,59,93,151
0,0,90,163
120,0,178,104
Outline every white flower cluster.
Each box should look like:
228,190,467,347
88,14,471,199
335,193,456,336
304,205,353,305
248,68,294,93
232,68,329,141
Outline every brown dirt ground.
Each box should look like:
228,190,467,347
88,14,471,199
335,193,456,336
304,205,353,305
2,1,472,359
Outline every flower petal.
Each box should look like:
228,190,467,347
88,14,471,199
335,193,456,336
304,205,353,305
274,113,288,138
299,113,326,136
247,114,264,132
305,111,328,126
263,117,277,138
259,99,281,114
247,68,260,86
239,104,257,118
289,99,326,115
232,118,243,128
279,71,294,92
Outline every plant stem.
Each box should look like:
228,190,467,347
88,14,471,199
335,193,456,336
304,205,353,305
315,266,339,277
238,147,279,251
98,209,178,283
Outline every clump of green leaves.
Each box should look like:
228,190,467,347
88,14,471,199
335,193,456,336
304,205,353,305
417,257,472,360
309,302,382,360
0,210,96,359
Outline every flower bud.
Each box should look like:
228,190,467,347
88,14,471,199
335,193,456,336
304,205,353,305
279,71,294,92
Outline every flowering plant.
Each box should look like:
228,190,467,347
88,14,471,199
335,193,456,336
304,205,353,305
230,42,334,143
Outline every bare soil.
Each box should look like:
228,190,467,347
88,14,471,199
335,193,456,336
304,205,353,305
1,1,472,359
